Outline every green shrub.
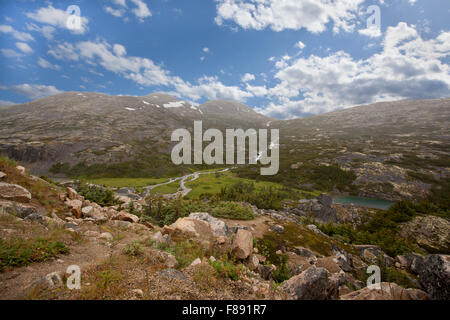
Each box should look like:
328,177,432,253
210,260,241,281
122,241,143,257
74,182,121,207
0,238,69,272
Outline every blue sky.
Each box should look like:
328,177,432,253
0,0,449,119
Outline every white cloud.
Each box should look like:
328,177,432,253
46,40,251,102
105,6,126,17
38,57,61,70
26,5,89,34
16,42,33,54
203,47,210,53
359,26,382,38
241,73,255,82
0,100,17,107
259,22,450,119
0,24,34,42
105,0,151,21
7,84,63,99
1,49,22,58
26,23,56,40
214,0,364,33
130,0,152,21
295,41,306,49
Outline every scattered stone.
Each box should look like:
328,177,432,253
189,212,229,237
306,224,326,236
0,171,6,179
269,224,285,233
209,256,216,262
190,258,202,267
0,182,32,203
113,211,139,223
16,166,26,175
217,236,227,245
340,282,430,300
24,213,44,222
276,250,283,255
231,229,253,260
112,220,132,229
99,232,113,241
31,272,63,291
131,289,144,299
84,230,100,237
258,264,274,280
160,268,186,280
247,254,260,271
67,187,82,201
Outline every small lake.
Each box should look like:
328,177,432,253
333,196,396,210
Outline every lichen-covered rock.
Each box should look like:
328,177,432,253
280,266,332,300
0,182,31,203
0,200,39,218
340,282,429,300
189,212,229,237
418,254,450,300
170,217,214,238
231,229,253,260
399,216,450,253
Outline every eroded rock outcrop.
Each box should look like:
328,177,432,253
0,182,32,203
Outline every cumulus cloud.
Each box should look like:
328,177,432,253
241,73,255,82
214,0,364,33
46,40,250,102
6,84,63,99
105,0,151,21
258,22,450,119
38,57,61,70
26,5,89,34
0,24,34,42
1,49,22,58
16,42,33,54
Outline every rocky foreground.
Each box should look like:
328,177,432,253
0,163,448,300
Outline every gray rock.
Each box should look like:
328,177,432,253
0,200,39,218
269,224,285,233
317,194,333,207
418,254,450,300
0,182,32,203
231,229,253,260
258,264,275,280
189,212,229,237
280,266,332,300
160,268,186,280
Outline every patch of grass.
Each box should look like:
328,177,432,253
0,237,69,272
210,202,255,220
123,241,144,257
151,181,180,195
210,259,242,281
85,177,170,188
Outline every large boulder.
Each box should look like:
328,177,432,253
399,216,450,253
82,206,107,222
231,229,253,259
0,182,31,203
66,187,83,201
280,266,333,300
417,254,450,300
65,199,83,219
113,211,139,223
0,200,39,218
340,282,429,300
170,217,214,238
188,212,228,237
